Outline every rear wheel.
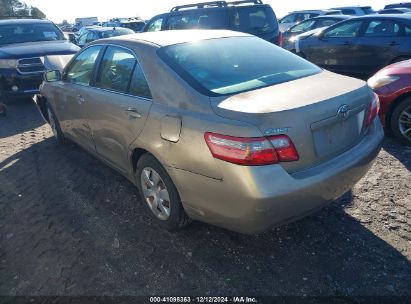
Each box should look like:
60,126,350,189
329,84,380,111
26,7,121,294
47,105,66,144
390,97,411,146
136,154,191,231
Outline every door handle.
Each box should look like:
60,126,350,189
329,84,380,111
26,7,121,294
389,41,400,46
343,41,351,46
77,94,85,104
124,107,142,119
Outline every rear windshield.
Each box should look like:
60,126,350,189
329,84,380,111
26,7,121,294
230,6,277,35
362,7,376,14
159,36,321,96
0,23,65,45
385,3,411,9
101,28,134,38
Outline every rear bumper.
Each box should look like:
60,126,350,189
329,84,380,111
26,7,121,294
168,119,384,234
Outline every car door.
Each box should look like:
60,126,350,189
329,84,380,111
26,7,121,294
56,45,103,151
356,19,405,75
86,45,153,172
303,19,364,74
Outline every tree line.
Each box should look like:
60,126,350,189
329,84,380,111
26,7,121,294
0,0,46,18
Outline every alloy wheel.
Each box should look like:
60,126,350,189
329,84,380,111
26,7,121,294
140,167,171,221
398,105,411,142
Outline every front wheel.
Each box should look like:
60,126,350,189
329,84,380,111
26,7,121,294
47,105,66,144
390,97,411,146
136,154,191,231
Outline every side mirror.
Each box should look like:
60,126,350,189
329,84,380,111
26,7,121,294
44,70,62,82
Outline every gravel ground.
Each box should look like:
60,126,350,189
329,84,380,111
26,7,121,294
0,101,410,297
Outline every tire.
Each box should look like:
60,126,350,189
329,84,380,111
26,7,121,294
136,154,191,231
47,105,66,145
390,97,411,146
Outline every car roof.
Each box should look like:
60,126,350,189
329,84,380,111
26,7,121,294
310,15,352,19
0,18,51,25
101,29,250,47
331,6,372,9
290,9,338,13
354,14,411,20
91,27,131,32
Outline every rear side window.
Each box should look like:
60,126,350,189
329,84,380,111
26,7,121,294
159,36,321,96
406,26,411,36
324,20,362,38
65,46,102,85
364,20,400,37
230,6,276,35
166,11,226,30
96,46,136,93
129,63,152,99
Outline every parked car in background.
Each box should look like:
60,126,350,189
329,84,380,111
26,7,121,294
368,59,411,145
385,3,411,9
330,6,375,16
0,18,79,103
379,8,411,14
76,25,101,38
282,15,352,50
143,0,281,45
73,17,99,32
37,30,383,234
279,10,341,32
294,15,411,79
105,18,146,32
76,27,134,47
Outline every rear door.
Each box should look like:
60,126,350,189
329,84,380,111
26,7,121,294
356,18,405,75
304,19,365,75
56,45,103,151
86,45,153,172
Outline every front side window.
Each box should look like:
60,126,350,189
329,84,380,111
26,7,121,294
96,46,136,93
290,20,315,33
147,18,163,32
0,22,65,45
324,21,362,38
65,46,102,85
159,36,321,96
364,20,400,37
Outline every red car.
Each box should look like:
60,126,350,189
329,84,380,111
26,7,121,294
368,60,411,146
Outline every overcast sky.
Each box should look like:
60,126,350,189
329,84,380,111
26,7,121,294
24,0,394,23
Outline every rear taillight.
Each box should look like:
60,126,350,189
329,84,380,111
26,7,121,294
204,133,299,166
366,92,380,128
278,32,283,47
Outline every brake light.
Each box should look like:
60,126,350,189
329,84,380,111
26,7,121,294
278,32,283,47
366,93,380,128
204,133,299,166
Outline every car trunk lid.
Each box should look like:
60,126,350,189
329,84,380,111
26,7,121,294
210,71,371,173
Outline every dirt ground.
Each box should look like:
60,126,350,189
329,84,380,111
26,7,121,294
0,101,410,297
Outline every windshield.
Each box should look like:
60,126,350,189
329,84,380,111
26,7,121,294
0,23,65,45
159,36,321,96
363,7,375,14
230,6,277,35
